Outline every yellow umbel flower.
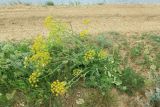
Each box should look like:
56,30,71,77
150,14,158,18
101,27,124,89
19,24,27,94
51,80,67,96
80,30,89,38
98,50,107,59
31,35,47,53
44,16,54,30
30,35,51,68
84,49,96,62
29,51,51,67
44,16,67,36
82,19,91,25
73,69,82,77
28,71,41,87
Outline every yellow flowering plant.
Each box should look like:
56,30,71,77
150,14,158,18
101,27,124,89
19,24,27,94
80,30,89,38
0,16,146,107
84,49,96,62
28,71,41,87
82,19,91,25
98,49,108,59
26,35,51,69
72,69,83,77
44,16,69,46
51,80,67,96
31,35,47,53
29,51,51,67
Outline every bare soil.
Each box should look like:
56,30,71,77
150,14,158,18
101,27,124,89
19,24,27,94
0,4,160,41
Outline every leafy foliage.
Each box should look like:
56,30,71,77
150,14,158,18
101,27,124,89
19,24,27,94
150,35,160,44
130,43,143,58
120,67,145,95
0,16,146,107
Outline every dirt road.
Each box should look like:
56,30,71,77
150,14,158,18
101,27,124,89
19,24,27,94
0,4,160,41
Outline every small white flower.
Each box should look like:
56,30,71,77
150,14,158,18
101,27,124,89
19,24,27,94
150,65,156,71
19,102,25,107
76,98,85,105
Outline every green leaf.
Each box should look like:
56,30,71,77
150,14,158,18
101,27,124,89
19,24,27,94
15,80,27,90
107,71,112,77
114,80,122,86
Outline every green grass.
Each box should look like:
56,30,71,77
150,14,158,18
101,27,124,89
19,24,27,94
130,43,143,58
120,67,145,95
150,35,160,44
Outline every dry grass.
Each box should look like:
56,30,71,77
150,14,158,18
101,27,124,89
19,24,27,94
0,4,160,41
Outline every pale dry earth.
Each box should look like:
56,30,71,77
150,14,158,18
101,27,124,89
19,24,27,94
0,4,160,41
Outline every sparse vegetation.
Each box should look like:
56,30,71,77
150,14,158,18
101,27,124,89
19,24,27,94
130,43,143,58
85,90,118,107
120,67,145,95
0,15,160,107
45,0,54,6
9,0,31,6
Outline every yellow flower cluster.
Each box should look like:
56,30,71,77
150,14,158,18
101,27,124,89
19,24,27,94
51,80,67,96
29,51,51,67
82,19,91,25
44,16,68,45
84,49,96,62
31,35,47,53
73,69,82,77
29,35,51,68
44,16,53,30
98,50,108,59
44,16,67,36
28,71,41,87
80,30,89,38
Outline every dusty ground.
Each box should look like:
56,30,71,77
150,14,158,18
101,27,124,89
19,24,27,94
0,4,160,41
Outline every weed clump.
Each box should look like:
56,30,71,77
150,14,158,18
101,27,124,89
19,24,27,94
120,67,145,95
0,16,146,107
